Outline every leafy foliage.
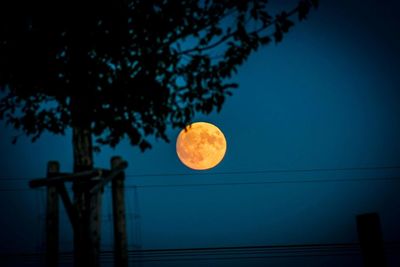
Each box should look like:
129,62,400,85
0,0,318,150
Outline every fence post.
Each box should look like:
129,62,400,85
356,212,387,267
111,156,128,267
87,179,103,266
46,161,60,267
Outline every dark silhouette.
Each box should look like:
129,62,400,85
357,213,387,267
0,1,318,266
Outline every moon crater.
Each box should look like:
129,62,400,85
176,122,227,170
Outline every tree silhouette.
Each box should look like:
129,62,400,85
0,0,318,266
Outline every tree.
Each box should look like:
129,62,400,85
0,0,318,266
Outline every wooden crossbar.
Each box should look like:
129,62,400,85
29,169,107,188
90,161,128,194
30,157,129,267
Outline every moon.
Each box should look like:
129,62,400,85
176,122,227,170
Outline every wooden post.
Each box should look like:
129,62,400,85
30,162,109,267
111,156,128,267
46,161,60,267
87,182,102,267
72,182,86,267
73,180,102,267
357,212,387,267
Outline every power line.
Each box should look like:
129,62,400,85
1,165,400,181
0,188,44,192
123,243,362,253
124,165,400,178
1,175,400,192
125,176,400,188
1,242,399,264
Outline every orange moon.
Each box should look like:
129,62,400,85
176,122,227,170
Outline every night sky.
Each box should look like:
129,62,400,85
1,0,400,266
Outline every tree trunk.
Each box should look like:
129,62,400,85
69,2,102,265
71,124,104,267
70,91,102,267
69,20,100,262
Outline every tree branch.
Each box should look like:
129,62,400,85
179,6,301,55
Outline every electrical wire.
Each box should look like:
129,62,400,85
1,242,399,264
1,165,400,181
125,176,400,189
1,175,400,192
123,165,400,178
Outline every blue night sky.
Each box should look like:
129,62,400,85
1,0,400,266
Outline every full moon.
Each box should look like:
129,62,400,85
176,122,227,170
